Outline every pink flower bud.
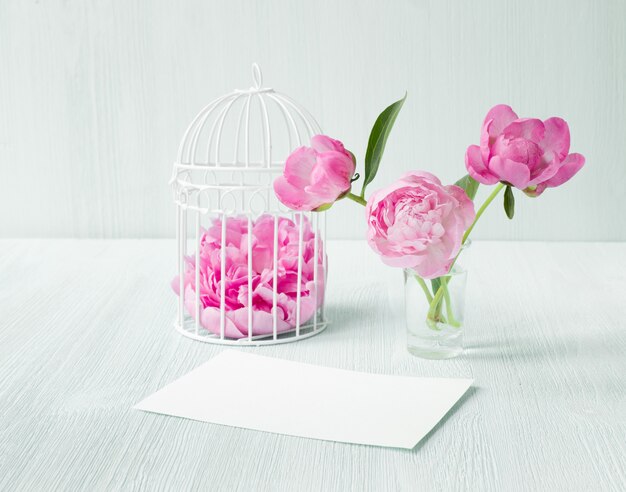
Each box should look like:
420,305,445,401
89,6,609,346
274,135,356,211
465,104,585,196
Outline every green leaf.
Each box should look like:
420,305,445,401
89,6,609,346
454,174,480,200
361,93,407,195
504,185,515,219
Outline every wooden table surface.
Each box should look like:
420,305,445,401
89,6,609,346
1,239,625,491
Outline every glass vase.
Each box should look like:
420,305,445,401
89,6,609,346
403,241,470,359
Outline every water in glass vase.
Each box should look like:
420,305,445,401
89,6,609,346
403,242,470,359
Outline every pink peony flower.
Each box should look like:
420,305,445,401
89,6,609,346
365,171,475,279
465,104,585,196
171,214,325,338
273,135,356,211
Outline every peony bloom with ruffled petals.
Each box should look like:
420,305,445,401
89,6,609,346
171,214,324,338
273,135,356,211
365,171,475,279
465,104,585,196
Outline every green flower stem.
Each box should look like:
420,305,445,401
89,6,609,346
346,192,367,207
442,283,460,327
426,183,505,328
462,182,505,245
428,278,450,324
434,281,447,319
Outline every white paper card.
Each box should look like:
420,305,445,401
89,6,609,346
134,350,473,449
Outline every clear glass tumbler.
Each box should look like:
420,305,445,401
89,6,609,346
403,241,470,359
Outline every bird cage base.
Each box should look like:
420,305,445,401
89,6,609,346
173,318,329,346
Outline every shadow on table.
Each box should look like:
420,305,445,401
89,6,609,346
324,300,401,336
462,335,586,362
410,386,479,452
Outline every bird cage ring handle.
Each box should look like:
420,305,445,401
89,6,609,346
251,63,263,89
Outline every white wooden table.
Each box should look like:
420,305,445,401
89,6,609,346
1,239,625,491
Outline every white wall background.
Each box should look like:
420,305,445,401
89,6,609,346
1,0,624,240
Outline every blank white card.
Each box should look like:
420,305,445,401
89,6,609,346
134,350,473,449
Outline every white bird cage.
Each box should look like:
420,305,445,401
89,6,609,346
170,64,328,345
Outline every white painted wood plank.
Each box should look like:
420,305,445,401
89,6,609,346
0,239,625,490
0,0,624,241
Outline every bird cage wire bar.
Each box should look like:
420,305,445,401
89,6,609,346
174,201,328,345
172,64,327,345
174,77,321,169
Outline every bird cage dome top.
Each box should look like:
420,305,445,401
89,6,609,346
174,64,322,175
